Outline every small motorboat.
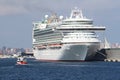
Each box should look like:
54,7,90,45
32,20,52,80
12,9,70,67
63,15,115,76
17,56,27,65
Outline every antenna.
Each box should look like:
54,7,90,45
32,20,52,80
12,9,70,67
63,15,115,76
70,7,84,19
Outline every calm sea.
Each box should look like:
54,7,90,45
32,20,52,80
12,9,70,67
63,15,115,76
0,58,120,80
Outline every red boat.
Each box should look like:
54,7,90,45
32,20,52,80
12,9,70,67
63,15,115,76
17,57,27,65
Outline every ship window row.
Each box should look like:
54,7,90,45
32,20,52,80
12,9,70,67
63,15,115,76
35,39,62,44
34,30,54,36
34,37,62,44
63,32,95,35
35,36,62,41
37,32,61,37
62,21,93,25
36,38,62,42
64,36,97,39
63,34,97,38
63,35,97,39
60,25,93,28
63,33,96,36
34,28,53,33
35,38,62,42
63,21,93,23
34,33,62,39
62,23,92,25
34,34,62,40
34,29,52,34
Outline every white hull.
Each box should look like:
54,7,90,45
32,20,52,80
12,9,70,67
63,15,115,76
32,7,105,62
33,43,100,61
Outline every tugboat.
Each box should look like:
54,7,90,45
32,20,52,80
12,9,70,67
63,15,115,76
17,56,27,65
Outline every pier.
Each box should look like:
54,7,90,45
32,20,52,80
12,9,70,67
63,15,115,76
95,48,120,62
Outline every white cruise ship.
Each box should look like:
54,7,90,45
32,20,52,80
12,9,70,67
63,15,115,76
32,7,106,62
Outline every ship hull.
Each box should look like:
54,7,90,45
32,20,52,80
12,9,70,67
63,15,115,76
33,43,100,62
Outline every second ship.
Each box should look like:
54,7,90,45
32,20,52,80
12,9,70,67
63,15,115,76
32,7,106,62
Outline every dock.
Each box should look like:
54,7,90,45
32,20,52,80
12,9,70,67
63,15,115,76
94,48,120,62
104,48,120,62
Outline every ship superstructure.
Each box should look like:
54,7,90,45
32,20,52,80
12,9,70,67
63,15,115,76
32,7,106,61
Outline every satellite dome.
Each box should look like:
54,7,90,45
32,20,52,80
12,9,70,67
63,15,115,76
45,15,48,19
59,16,63,19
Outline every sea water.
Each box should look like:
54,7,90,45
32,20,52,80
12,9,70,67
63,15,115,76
0,58,120,80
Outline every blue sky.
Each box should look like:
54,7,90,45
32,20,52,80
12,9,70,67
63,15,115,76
0,0,120,48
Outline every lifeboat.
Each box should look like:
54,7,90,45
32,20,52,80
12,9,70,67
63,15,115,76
49,44,62,47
